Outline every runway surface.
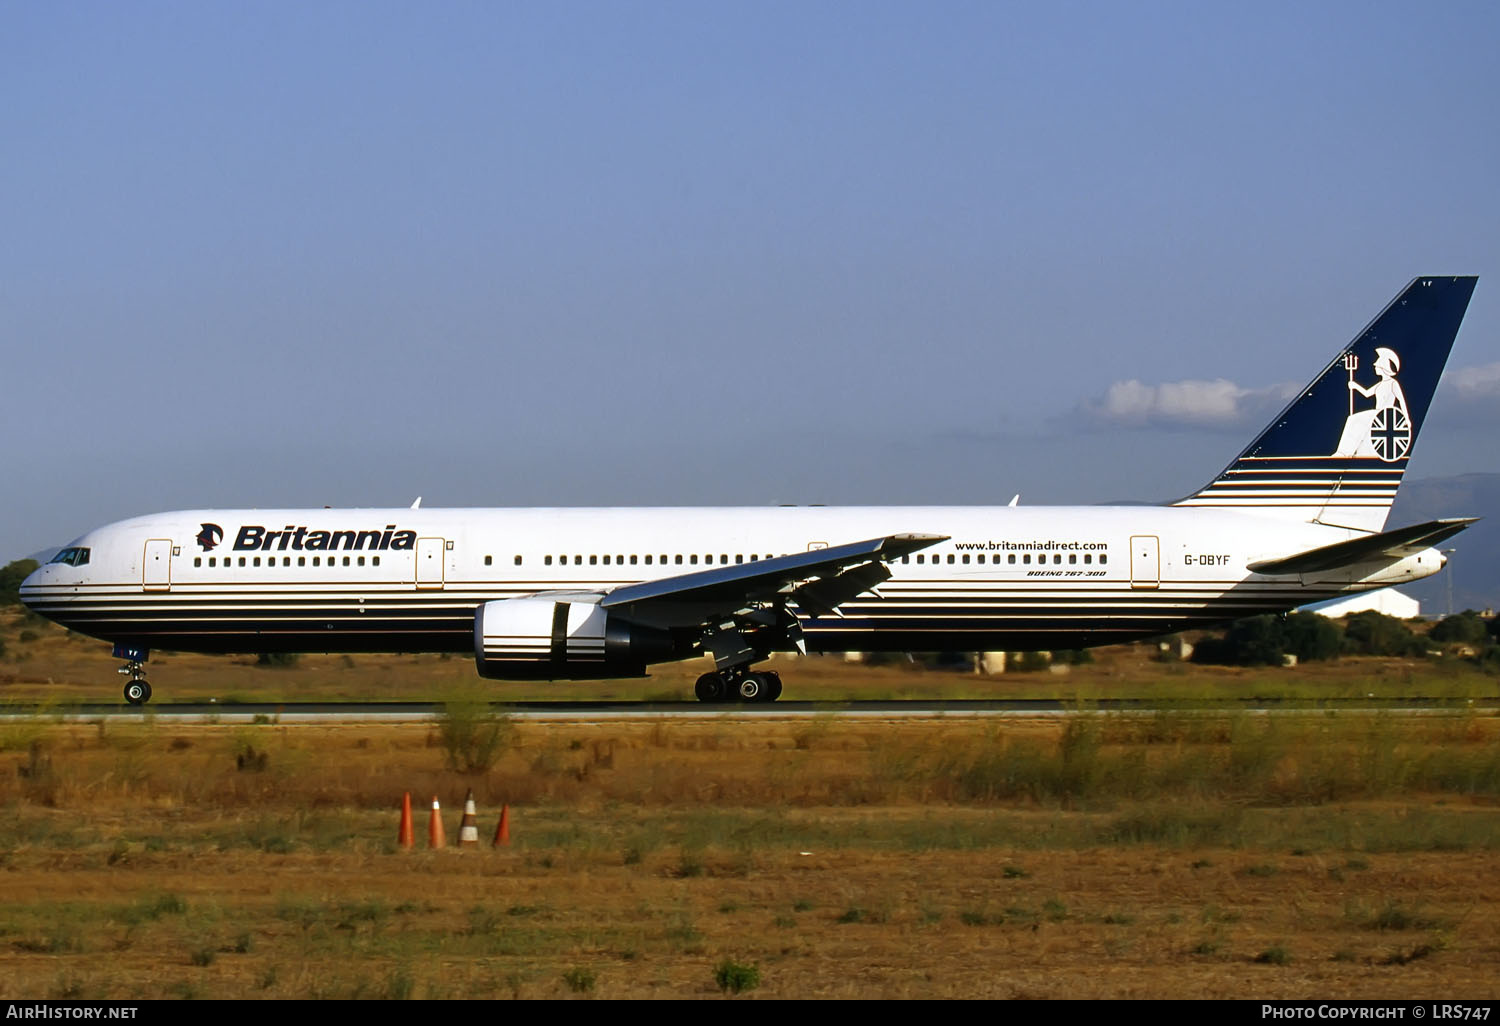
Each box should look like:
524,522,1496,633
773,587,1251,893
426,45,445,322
3,697,1496,722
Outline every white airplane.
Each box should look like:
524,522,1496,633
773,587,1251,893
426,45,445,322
21,276,1479,705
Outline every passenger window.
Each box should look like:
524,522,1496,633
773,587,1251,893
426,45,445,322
545,555,553,566
901,555,909,564
343,556,351,566
630,555,638,565
194,557,202,567
1053,554,1061,564
358,556,365,566
1023,555,1031,564
238,557,246,567
947,554,955,564
1100,554,1108,565
917,555,925,564
298,557,306,566
1008,554,1016,564
574,556,582,565
1084,554,1091,564
373,557,380,567
602,555,611,565
312,557,320,566
690,555,698,565
484,555,493,566
590,555,598,565
962,554,970,564
675,555,683,565
1069,554,1077,564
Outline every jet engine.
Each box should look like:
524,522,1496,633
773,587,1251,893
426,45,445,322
474,597,679,680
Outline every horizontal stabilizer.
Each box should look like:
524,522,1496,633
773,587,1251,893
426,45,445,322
1246,518,1478,576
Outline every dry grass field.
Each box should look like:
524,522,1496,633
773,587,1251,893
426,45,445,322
2,610,1499,999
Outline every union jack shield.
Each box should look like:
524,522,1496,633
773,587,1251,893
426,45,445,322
1369,407,1411,462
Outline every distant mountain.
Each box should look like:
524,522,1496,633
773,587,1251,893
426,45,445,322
1390,473,1500,615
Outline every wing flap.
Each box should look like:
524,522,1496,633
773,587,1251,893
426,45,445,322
600,533,945,625
1246,518,1478,576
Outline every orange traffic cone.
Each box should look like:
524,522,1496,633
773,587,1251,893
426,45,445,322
458,789,480,848
428,795,446,848
398,792,414,849
493,803,511,847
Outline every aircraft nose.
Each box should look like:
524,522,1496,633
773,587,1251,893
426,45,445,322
18,564,49,609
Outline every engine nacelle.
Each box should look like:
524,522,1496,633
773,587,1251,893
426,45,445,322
474,597,680,680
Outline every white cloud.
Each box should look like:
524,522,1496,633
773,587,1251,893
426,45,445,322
1446,361,1500,402
1079,377,1299,429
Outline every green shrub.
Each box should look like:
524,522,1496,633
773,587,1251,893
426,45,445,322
561,967,596,993
1280,612,1342,661
1254,943,1291,965
1342,611,1422,656
438,693,512,774
0,559,39,606
1192,613,1342,666
1430,611,1489,645
713,959,761,994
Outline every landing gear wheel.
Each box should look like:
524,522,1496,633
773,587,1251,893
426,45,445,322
763,671,783,702
123,680,152,705
694,672,727,703
736,673,765,702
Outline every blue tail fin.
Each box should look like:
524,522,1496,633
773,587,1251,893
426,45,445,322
1173,275,1477,532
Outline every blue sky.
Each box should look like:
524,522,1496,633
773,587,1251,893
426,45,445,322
4,1,1498,559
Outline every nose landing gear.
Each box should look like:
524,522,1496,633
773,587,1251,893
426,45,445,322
112,644,152,705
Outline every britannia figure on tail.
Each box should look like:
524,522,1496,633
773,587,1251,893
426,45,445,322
1334,346,1410,461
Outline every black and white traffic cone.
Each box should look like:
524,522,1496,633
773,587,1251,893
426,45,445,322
458,789,480,848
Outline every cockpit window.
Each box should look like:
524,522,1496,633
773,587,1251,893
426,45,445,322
48,547,90,567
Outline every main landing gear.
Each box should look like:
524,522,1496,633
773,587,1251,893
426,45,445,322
694,667,783,704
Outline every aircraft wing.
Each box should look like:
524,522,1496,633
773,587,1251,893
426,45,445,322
1246,518,1478,576
599,533,947,627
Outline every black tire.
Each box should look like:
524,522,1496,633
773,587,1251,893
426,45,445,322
765,672,783,702
123,680,150,705
694,672,725,702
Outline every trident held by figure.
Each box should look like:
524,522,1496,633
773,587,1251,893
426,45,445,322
1343,352,1358,415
